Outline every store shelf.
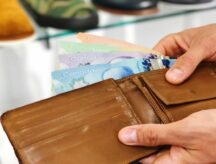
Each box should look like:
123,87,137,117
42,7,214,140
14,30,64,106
36,1,216,40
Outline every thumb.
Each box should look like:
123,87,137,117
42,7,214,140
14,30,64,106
118,123,188,147
165,47,205,84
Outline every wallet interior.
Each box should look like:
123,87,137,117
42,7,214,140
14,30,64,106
1,63,216,164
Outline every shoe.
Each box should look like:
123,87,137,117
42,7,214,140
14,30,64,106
21,0,99,30
92,0,158,15
0,0,35,45
161,0,213,4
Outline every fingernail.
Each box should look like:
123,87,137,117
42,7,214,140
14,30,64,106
166,68,184,83
119,128,137,145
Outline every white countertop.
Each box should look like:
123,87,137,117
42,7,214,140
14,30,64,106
0,124,19,164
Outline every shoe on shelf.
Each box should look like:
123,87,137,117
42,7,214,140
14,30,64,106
92,0,159,15
21,0,99,30
161,0,213,4
0,0,36,46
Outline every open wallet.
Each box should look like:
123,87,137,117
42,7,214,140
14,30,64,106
1,62,216,164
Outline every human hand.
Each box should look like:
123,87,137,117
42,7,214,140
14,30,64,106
118,109,216,164
154,24,216,84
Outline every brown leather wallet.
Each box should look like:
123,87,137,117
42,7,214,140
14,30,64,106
1,62,216,164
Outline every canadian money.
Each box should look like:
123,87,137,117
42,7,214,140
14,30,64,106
58,42,131,54
58,52,160,69
52,58,175,94
77,33,161,55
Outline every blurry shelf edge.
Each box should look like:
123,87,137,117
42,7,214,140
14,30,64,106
36,5,216,41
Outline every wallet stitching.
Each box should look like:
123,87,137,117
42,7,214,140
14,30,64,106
110,79,142,124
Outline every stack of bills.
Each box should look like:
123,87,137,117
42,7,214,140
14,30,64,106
52,33,175,94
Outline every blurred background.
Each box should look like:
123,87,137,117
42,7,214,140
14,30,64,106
0,1,216,162
1,0,216,114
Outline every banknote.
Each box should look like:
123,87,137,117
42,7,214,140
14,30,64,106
77,33,161,55
58,52,162,69
52,58,175,94
58,42,131,54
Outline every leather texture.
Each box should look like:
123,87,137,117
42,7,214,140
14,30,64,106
1,62,216,164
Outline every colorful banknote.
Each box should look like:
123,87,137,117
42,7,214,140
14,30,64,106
52,58,175,94
58,42,132,54
77,33,161,55
58,52,162,69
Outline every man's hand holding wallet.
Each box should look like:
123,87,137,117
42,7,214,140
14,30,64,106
119,24,216,163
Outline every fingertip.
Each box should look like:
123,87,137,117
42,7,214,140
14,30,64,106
165,52,201,84
118,128,126,143
153,45,166,55
118,127,137,145
165,68,185,85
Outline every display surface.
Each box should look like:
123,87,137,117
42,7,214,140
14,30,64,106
36,1,216,40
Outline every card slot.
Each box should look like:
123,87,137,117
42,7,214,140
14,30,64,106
147,88,174,122
139,76,175,122
131,77,173,124
118,78,161,124
112,80,143,125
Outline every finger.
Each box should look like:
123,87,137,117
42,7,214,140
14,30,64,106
153,151,174,164
153,146,187,164
153,34,188,57
140,149,169,164
140,154,157,164
118,122,190,147
165,47,205,84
